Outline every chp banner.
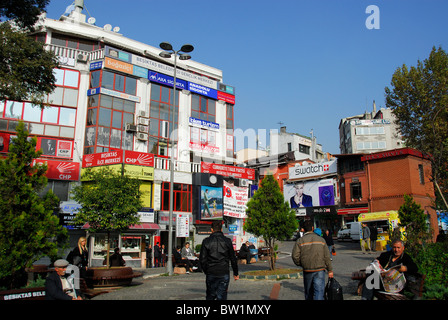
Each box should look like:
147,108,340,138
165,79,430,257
223,180,249,219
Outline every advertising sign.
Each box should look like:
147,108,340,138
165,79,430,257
217,91,235,104
200,186,223,220
188,82,218,99
148,71,187,90
289,160,337,180
201,162,255,180
223,181,248,219
176,213,190,237
32,159,80,181
189,117,220,131
123,164,154,180
284,179,336,216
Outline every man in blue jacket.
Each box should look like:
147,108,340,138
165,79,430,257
199,220,239,300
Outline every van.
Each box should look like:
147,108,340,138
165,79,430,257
337,222,362,241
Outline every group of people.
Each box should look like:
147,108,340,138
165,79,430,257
360,223,379,253
292,220,419,300
145,243,168,268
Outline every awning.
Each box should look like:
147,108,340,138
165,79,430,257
82,223,160,230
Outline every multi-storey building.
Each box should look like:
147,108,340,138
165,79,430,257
0,2,250,267
339,101,404,154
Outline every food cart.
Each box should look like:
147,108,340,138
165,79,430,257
358,211,401,251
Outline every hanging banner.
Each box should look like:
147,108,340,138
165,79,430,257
223,181,248,219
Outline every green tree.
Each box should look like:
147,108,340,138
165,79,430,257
1,0,50,30
71,167,143,267
385,46,448,212
0,122,68,289
244,175,298,270
397,194,430,256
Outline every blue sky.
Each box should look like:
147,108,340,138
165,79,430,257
45,0,448,154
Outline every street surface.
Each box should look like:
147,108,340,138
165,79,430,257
93,240,377,301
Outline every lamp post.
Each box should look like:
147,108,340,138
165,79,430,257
159,42,194,275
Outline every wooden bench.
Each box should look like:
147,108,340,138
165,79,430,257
351,269,425,300
79,278,110,299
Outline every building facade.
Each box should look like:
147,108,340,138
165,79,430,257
0,3,255,267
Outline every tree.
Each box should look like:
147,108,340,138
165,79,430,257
397,194,430,256
0,121,68,289
1,0,58,108
385,46,448,212
71,167,143,267
244,175,298,270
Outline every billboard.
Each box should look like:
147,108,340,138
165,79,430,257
200,186,223,220
223,181,248,219
284,179,336,216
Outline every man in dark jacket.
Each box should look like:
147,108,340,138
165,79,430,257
45,259,82,300
199,220,239,300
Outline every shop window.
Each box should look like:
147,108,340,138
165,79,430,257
93,234,119,259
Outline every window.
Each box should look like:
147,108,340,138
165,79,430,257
148,83,179,157
356,141,386,150
287,143,292,152
355,126,385,135
51,33,103,52
299,144,310,154
418,164,425,184
161,182,192,212
101,70,137,95
191,93,215,122
350,182,362,200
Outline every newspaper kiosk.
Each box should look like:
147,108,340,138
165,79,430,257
358,211,400,251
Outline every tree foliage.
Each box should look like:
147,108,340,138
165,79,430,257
71,167,143,266
244,175,298,270
0,0,50,30
0,122,68,289
385,46,448,210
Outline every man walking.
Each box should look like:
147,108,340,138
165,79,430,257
292,220,333,300
361,223,371,254
199,220,239,300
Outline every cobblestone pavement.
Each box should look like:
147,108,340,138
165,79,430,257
93,240,376,301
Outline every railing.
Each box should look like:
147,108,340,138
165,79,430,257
44,44,104,61
155,157,201,173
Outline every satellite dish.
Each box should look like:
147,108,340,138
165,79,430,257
103,24,112,31
113,26,120,33
87,17,96,25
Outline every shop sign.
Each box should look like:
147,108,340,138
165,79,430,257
289,160,337,180
217,91,235,104
201,162,255,180
148,71,187,90
188,82,217,99
89,61,103,71
138,209,155,223
189,117,220,131
82,150,123,168
123,164,154,180
189,142,220,153
32,159,80,181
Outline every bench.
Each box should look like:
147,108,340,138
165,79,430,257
351,269,425,300
79,278,110,299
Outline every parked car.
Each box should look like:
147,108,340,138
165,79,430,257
337,222,361,241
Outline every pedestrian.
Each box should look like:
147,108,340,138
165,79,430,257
292,220,333,300
369,224,378,251
361,223,372,254
145,243,152,268
199,220,239,300
322,229,335,260
153,242,161,267
45,259,82,300
66,236,88,278
161,244,167,267
109,248,126,267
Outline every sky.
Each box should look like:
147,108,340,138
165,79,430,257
45,0,448,154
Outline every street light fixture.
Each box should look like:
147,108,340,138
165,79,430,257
158,42,194,276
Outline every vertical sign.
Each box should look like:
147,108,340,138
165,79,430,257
176,214,189,237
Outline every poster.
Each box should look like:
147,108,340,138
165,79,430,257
176,214,190,237
223,181,249,219
200,186,223,220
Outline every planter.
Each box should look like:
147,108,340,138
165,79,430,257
240,268,303,281
85,267,142,288
0,287,46,301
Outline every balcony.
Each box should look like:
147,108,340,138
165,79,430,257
154,157,200,173
44,44,104,62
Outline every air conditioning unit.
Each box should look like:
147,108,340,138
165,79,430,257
77,53,88,62
138,117,149,126
125,124,137,132
139,110,148,118
240,179,249,187
138,125,149,133
137,132,148,141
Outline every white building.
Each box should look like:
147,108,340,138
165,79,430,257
339,101,404,154
1,1,242,267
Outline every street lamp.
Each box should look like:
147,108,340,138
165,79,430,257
158,42,194,275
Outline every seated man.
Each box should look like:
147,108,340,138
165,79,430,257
174,246,193,273
182,242,201,272
45,259,82,300
238,242,252,264
362,239,418,300
109,248,126,267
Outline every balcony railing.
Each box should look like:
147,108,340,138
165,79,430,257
155,157,201,173
44,44,104,61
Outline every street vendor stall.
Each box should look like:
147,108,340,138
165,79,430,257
358,211,401,251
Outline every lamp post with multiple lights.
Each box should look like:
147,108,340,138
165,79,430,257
158,42,194,275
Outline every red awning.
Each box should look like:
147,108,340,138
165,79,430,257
337,207,369,215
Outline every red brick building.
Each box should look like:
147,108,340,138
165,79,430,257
338,148,438,240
